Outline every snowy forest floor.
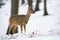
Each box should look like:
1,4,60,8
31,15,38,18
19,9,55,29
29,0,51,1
0,0,60,40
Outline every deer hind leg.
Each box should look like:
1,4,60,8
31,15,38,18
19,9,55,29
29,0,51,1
6,25,11,35
20,25,23,33
8,24,14,34
12,25,18,34
24,24,26,33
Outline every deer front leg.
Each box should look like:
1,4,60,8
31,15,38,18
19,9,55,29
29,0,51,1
6,25,11,35
24,24,26,33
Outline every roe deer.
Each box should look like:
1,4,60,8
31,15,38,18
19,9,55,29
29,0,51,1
7,6,33,34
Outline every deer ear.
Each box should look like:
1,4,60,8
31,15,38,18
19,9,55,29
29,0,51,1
29,6,32,8
29,6,31,8
29,6,32,9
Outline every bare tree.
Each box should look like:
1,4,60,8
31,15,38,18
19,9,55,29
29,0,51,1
44,0,48,16
6,0,19,35
11,0,19,16
27,0,32,6
21,0,25,4
35,0,40,11
0,0,2,2
0,0,3,8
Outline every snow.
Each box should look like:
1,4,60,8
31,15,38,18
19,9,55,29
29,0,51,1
0,0,60,40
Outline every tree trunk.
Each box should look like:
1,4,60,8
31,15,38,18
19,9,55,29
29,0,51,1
21,0,25,4
6,0,19,35
28,0,32,6
11,0,19,16
0,0,2,8
35,0,40,11
44,0,48,16
0,0,2,2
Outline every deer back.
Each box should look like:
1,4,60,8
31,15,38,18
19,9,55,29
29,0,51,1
9,15,26,25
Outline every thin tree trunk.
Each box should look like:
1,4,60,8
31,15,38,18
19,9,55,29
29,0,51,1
35,0,40,11
44,0,48,16
22,0,25,4
0,0,2,2
0,0,2,8
11,0,19,16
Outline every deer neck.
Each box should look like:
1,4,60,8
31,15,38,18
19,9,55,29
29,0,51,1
25,12,31,23
25,7,32,23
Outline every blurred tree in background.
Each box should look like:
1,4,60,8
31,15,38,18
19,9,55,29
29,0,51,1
44,0,48,16
22,0,25,4
35,0,41,11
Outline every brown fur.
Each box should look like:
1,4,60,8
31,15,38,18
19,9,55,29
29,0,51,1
8,6,33,34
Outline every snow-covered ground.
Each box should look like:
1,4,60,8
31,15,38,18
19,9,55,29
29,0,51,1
0,0,60,40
